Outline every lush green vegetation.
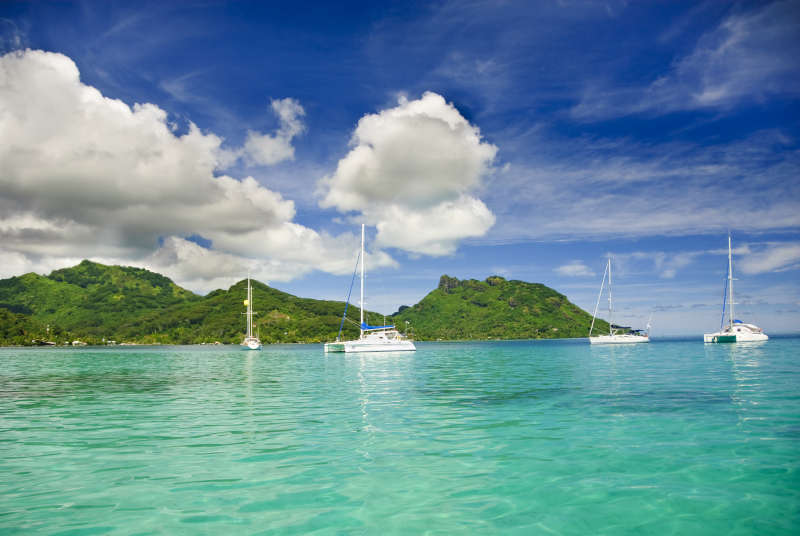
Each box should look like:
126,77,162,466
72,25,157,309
391,275,609,340
112,279,379,345
0,260,377,345
0,260,199,344
0,262,607,345
0,308,47,346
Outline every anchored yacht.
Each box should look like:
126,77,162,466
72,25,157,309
589,258,650,344
704,235,767,343
324,225,415,353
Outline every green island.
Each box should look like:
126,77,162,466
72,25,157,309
393,275,608,340
0,261,608,346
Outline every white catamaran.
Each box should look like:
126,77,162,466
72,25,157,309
241,276,262,350
324,225,415,353
704,234,768,343
589,258,650,344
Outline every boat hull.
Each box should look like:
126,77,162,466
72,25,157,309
324,340,416,353
241,337,262,350
704,332,768,343
589,334,650,345
705,236,769,344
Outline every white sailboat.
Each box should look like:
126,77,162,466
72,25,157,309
704,234,768,343
241,276,262,350
324,225,416,353
589,258,650,344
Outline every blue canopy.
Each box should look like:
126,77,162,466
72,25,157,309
361,323,394,330
734,319,743,324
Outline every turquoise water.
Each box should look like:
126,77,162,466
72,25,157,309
1,338,798,535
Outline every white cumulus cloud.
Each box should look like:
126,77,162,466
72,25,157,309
318,91,497,255
243,97,306,165
0,49,388,292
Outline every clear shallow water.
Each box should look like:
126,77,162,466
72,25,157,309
1,338,798,535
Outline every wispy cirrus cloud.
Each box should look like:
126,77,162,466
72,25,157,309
570,240,800,289
485,129,800,242
0,18,27,52
738,243,800,275
656,252,702,279
555,261,595,277
609,251,703,280
572,1,800,120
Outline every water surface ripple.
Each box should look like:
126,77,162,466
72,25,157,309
1,338,798,534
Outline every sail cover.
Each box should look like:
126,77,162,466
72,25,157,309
361,323,394,330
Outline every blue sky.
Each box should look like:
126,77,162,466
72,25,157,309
1,0,799,335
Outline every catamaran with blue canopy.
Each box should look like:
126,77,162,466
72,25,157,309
324,225,416,353
704,234,768,343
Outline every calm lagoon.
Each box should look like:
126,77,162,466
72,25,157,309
1,338,798,534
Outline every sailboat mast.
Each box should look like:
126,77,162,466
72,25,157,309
607,258,613,335
728,233,735,329
246,276,252,338
360,224,365,338
589,260,608,337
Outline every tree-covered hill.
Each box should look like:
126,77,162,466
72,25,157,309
114,278,379,345
391,275,609,340
0,260,200,342
0,308,46,346
0,262,608,345
0,261,375,345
